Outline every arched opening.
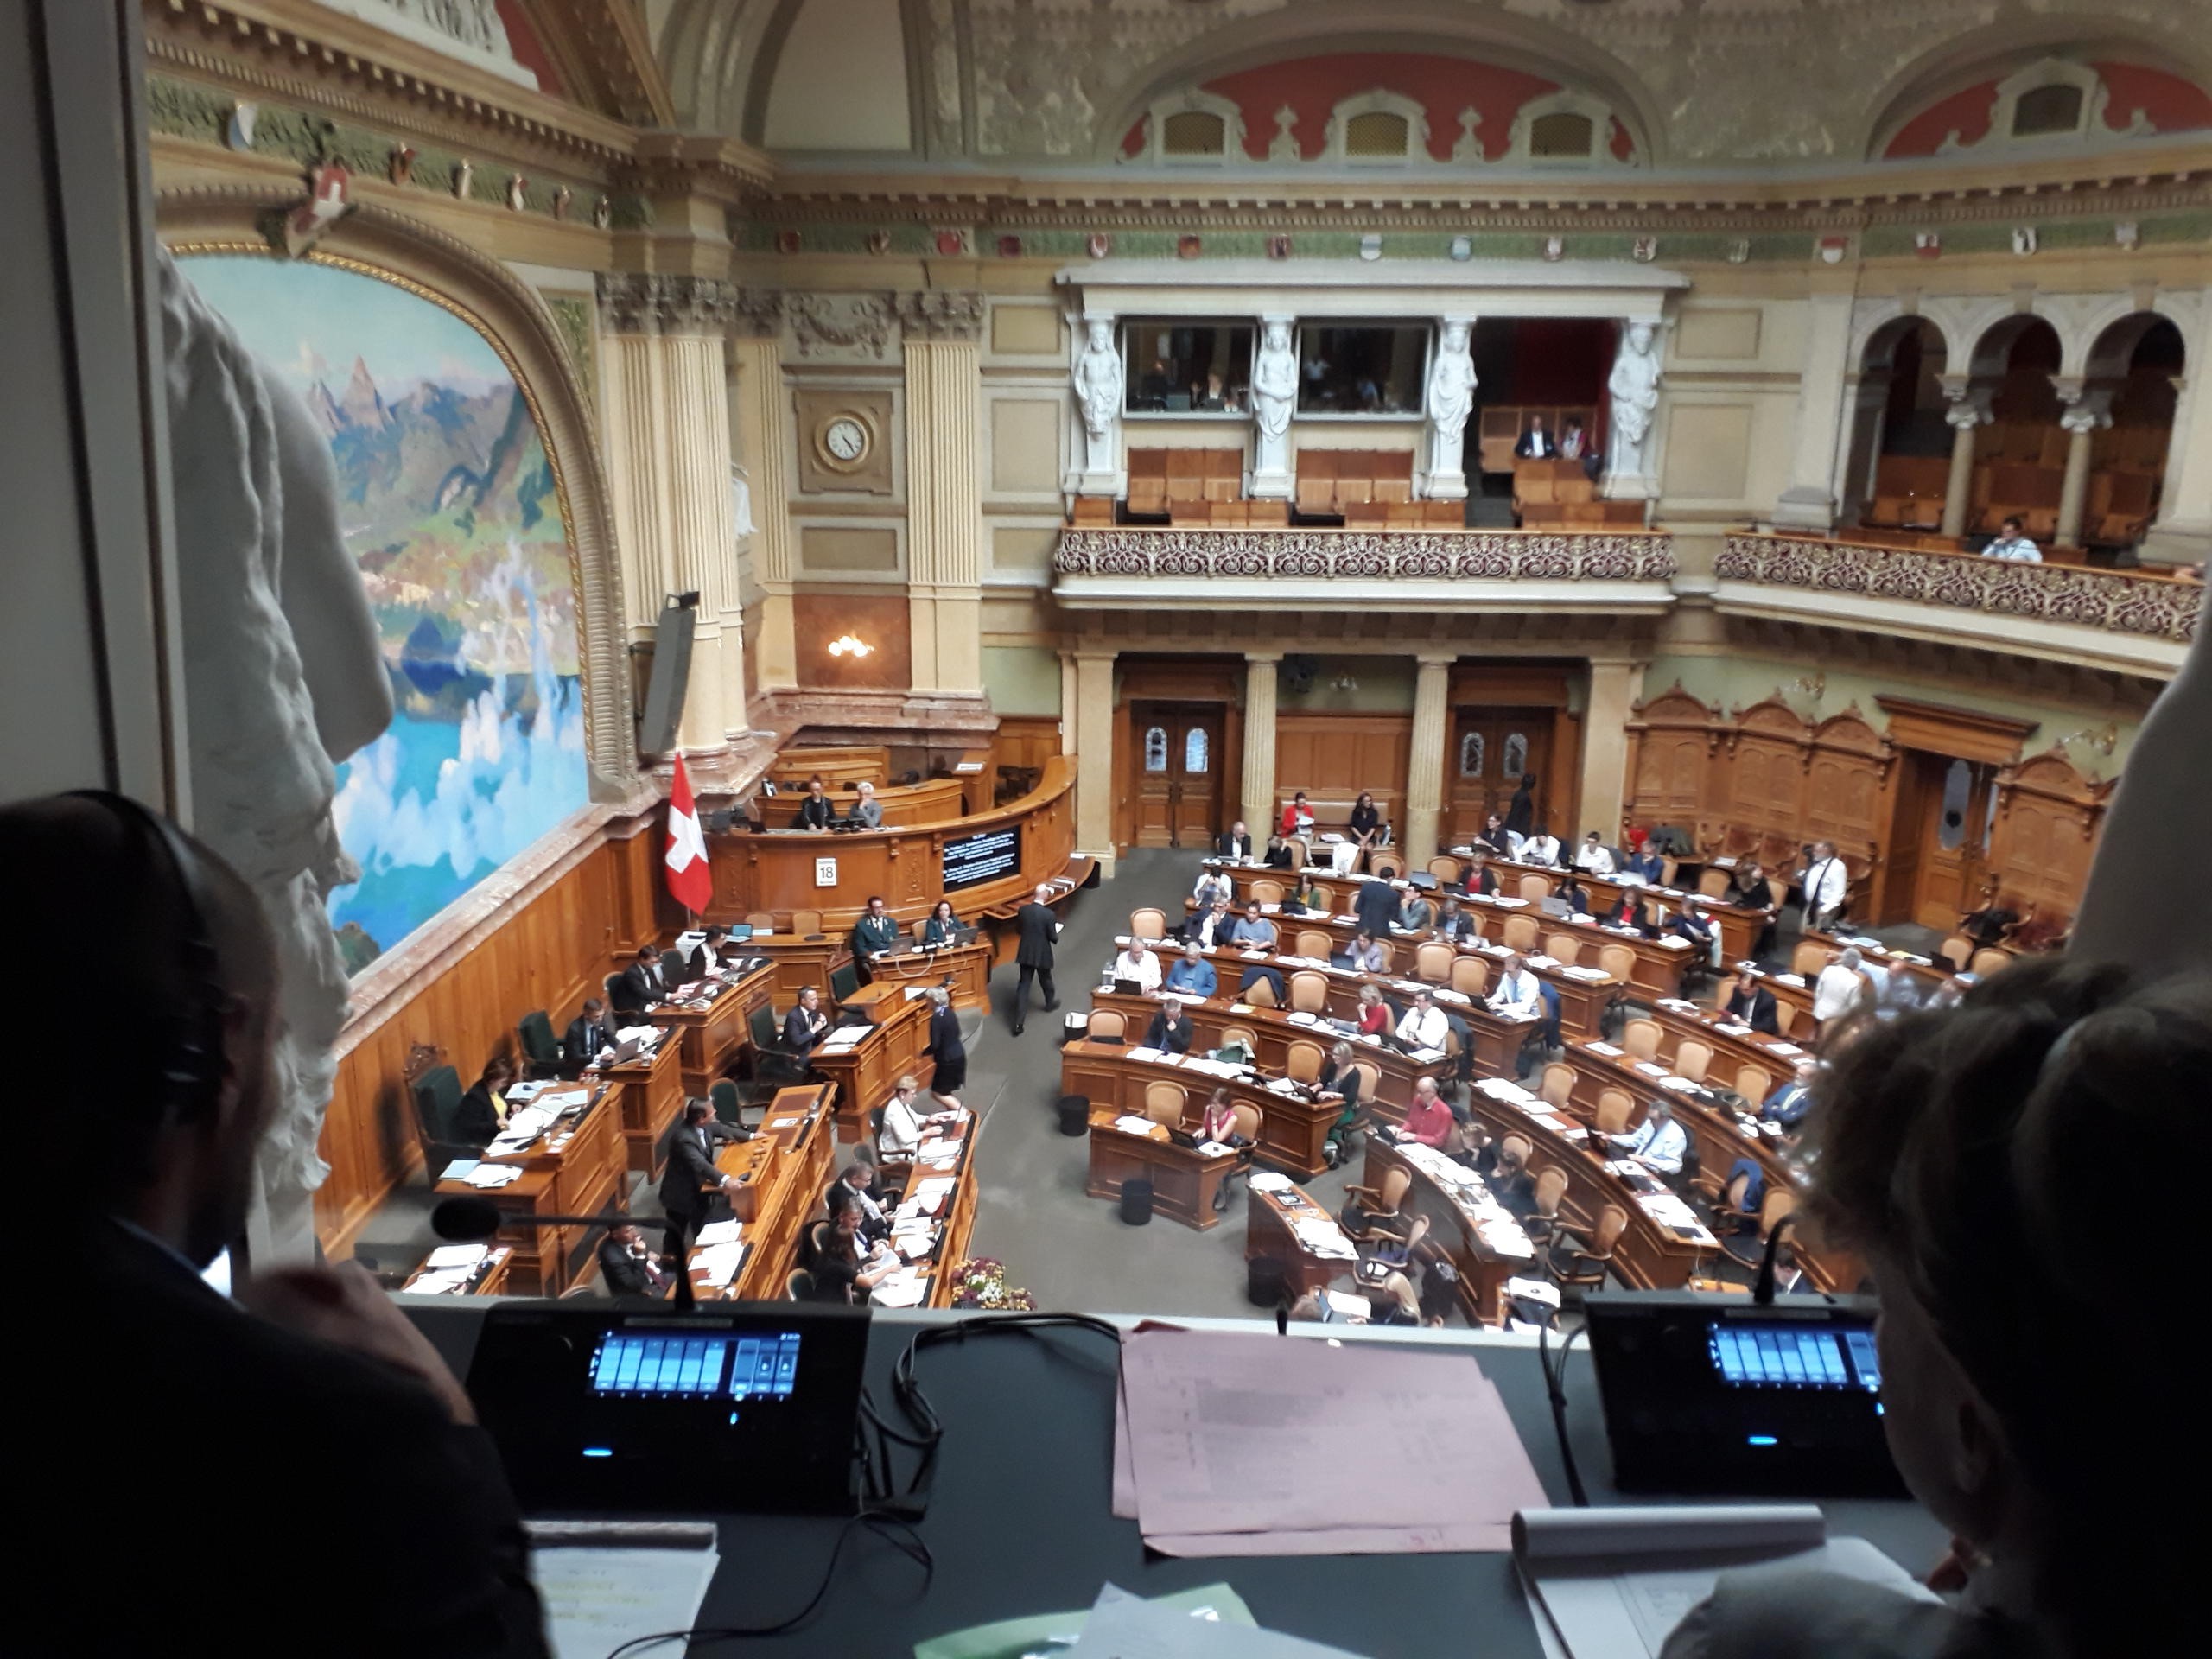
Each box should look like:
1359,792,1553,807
2086,316,2184,552
1966,316,2065,543
1853,318,1951,531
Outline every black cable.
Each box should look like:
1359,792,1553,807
1538,1319,1591,1508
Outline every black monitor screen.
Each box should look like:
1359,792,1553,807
944,827,1019,892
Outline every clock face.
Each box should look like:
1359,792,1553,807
823,416,868,463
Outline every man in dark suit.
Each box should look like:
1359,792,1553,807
850,894,901,984
1144,996,1196,1055
610,944,666,1014
783,984,830,1056
1011,882,1059,1036
1513,415,1557,459
7,793,548,1656
657,1099,744,1260
796,775,836,831
1762,1058,1817,1129
563,996,620,1068
1216,819,1254,861
1353,874,1400,938
598,1222,671,1299
1722,975,1782,1035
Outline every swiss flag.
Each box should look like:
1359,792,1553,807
664,753,714,916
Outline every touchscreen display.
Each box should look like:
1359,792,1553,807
1707,1320,1880,1392
588,1331,802,1401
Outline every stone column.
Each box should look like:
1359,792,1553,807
1600,316,1665,501
1770,291,1856,530
598,273,747,755
1240,652,1281,830
1404,653,1455,865
1834,370,1891,529
2146,298,2212,566
729,294,795,690
1579,658,1645,847
1072,650,1116,876
1938,376,1993,540
899,292,988,696
1059,650,1078,754
2051,378,2113,550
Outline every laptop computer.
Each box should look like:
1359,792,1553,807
1112,976,1145,996
1166,1128,1202,1149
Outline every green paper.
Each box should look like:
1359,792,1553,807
914,1583,1256,1659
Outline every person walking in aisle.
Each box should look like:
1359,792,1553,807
1010,884,1059,1036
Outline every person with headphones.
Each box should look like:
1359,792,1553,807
8,793,548,1656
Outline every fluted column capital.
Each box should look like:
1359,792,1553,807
896,290,987,342
595,272,742,337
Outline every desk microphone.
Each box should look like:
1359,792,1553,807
429,1198,700,1312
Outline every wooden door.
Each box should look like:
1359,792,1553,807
1898,752,1997,929
1131,703,1223,849
1447,709,1552,844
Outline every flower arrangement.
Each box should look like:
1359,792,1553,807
950,1255,1036,1311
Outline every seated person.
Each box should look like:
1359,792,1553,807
610,944,667,1014
683,924,729,980
1345,930,1388,975
1462,853,1500,898
849,779,883,829
1722,974,1782,1035
1959,897,2020,950
922,899,962,947
1216,819,1255,861
1229,901,1278,950
1143,996,1196,1055
1163,942,1217,998
1575,831,1617,875
1611,1098,1687,1174
563,996,619,1070
804,1187,900,1305
783,984,831,1056
1487,1146,1537,1221
1316,1040,1364,1166
1670,895,1723,968
1487,953,1544,1020
827,1161,893,1243
1198,1086,1249,1149
1981,512,2042,563
1663,957,2202,1659
1395,887,1434,933
1761,1057,1817,1128
1520,826,1562,868
877,1075,928,1160
1110,939,1162,992
1283,870,1330,914
1395,988,1450,1052
1554,874,1591,916
1347,791,1385,851
1472,813,1513,855
850,893,902,974
456,1056,518,1147
1186,895,1236,949
1356,982,1392,1038
1622,842,1666,885
1603,891,1660,937
1280,791,1316,838
1726,857,1772,909
1262,833,1297,868
1192,866,1234,908
1433,897,1477,944
1400,1076,1454,1148
797,775,836,831
597,1222,671,1298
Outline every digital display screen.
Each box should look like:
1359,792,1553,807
1708,1321,1880,1393
588,1331,801,1401
944,827,1019,893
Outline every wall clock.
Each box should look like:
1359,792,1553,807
823,416,868,465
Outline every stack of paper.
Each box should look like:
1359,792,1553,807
423,1243,487,1270
464,1163,522,1189
870,1268,930,1308
408,1267,475,1294
529,1521,719,1659
692,1218,743,1248
691,1242,746,1287
1114,1327,1548,1556
1288,1216,1357,1261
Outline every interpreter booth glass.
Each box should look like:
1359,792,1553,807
1124,320,1255,415
1297,324,1429,416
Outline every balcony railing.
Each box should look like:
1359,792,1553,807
1714,532,2200,664
1054,526,1677,582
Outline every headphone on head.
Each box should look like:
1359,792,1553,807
69,791,230,1125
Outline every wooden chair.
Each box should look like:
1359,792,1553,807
791,908,826,938
1518,874,1552,903
1539,1062,1576,1111
785,1268,816,1301
1086,1008,1126,1041
1142,1080,1186,1127
1969,947,2012,977
1624,1018,1662,1061
1286,1039,1325,1084
1370,939,1395,972
1523,1166,1571,1249
1598,943,1636,982
1371,852,1404,880
1129,907,1168,941
744,911,775,932
1721,1188,1796,1269
1243,976,1280,1009
1594,1088,1635,1136
1548,1204,1627,1293
1697,868,1732,899
1344,1165,1413,1221
1283,840,1306,868
1333,1059,1385,1160
1732,1065,1770,1111
1450,955,1490,997
1790,940,1828,977
1415,942,1455,983
1295,929,1335,960
1770,1001,1796,1037
1219,1024,1260,1056
1503,914,1540,951
1250,880,1286,906
1542,931,1581,967
1289,970,1330,1013
1428,856,1460,883
1936,934,1974,971
1674,1039,1713,1084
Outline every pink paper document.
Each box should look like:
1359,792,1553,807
1117,1330,1548,1555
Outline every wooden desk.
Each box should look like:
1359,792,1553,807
656,963,777,1097
1802,930,1952,995
885,1113,982,1309
706,757,1077,937
759,775,969,831
694,1083,838,1302
810,991,933,1143
431,1087,625,1294
1244,1183,1356,1298
746,934,854,1004
1061,1040,1339,1177
849,938,994,1014
401,1245,512,1295
1486,858,1775,965
1084,1108,1236,1230
1643,1000,1807,1103
1361,1136,1537,1325
593,1027,688,1179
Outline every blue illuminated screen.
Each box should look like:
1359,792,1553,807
588,1332,802,1400
1708,1322,1880,1392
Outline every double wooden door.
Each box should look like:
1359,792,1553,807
1884,750,1998,928
1447,709,1552,844
1131,702,1223,848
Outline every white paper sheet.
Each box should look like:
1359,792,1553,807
532,1541,720,1659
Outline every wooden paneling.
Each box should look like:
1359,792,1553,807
1274,713,1412,817
990,715,1062,780
793,593,912,690
1989,751,2112,919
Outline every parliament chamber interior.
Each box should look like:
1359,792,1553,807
11,2,2209,1656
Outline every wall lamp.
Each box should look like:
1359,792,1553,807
2057,722,2119,758
827,634,874,658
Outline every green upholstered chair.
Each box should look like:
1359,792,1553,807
409,1065,474,1169
829,962,861,1005
517,1010,563,1078
746,1004,810,1101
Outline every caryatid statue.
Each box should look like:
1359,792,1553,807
1605,320,1662,482
1424,318,1477,499
1072,315,1124,483
1249,316,1298,495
